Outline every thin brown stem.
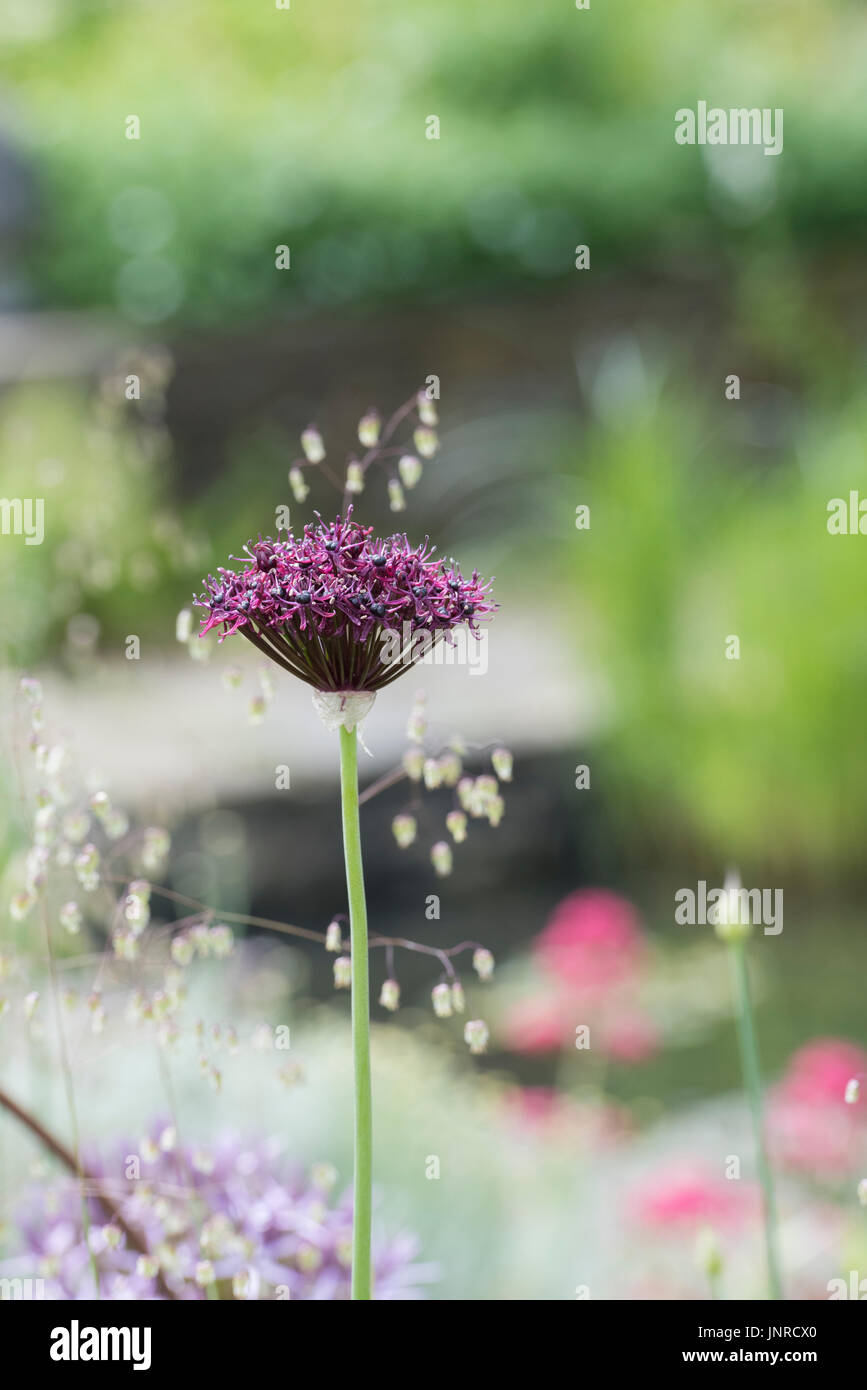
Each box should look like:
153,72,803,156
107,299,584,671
0,1083,174,1299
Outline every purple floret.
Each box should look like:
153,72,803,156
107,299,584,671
12,1129,437,1300
195,510,496,692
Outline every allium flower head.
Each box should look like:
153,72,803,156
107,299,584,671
13,1129,435,1300
196,511,495,705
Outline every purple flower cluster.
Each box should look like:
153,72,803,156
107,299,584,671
196,511,496,692
15,1129,435,1300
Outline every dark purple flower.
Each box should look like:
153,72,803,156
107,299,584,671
12,1128,436,1300
195,510,496,694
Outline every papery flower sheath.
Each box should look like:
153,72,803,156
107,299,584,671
195,510,496,698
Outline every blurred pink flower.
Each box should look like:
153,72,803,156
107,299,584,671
633,1166,755,1231
769,1038,867,1178
502,995,570,1054
601,1011,660,1063
503,1086,564,1128
501,1086,631,1147
503,891,659,1064
535,890,646,994
776,1039,867,1108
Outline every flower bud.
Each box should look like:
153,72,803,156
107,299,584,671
124,887,151,935
845,1078,860,1105
311,1161,338,1191
456,777,475,811
438,751,462,787
451,980,466,1014
171,932,195,967
402,747,425,781
333,955,352,989
325,919,343,952
423,757,443,790
432,982,453,1018
405,692,427,743
89,791,112,823
387,478,406,512
60,901,82,935
301,426,325,463
413,426,438,458
695,1226,723,1279
209,924,234,958
858,1178,867,1207
358,410,381,447
10,891,35,922
195,1260,215,1287
714,871,752,944
446,809,468,843
486,794,505,828
63,809,90,844
102,1224,123,1251
491,747,513,782
141,827,170,874
176,608,193,643
416,391,438,426
24,991,40,1021
33,804,56,849
289,466,310,503
392,813,417,849
379,978,400,1012
74,843,100,892
398,454,422,489
345,461,365,494
431,840,453,877
473,947,494,981
713,912,751,944
472,775,498,814
233,1268,257,1300
221,665,243,691
464,1019,489,1055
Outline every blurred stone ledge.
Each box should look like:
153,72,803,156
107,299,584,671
1,610,600,812
0,311,125,381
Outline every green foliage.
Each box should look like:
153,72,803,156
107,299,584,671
0,383,205,665
2,0,866,324
564,389,867,870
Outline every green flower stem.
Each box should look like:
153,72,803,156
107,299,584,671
728,937,783,1300
338,724,373,1301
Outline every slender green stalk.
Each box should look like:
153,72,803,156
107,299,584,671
338,724,373,1300
728,939,783,1300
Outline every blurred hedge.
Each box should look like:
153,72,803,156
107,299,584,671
0,0,865,324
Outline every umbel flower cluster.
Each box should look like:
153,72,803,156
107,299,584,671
195,510,496,696
15,1128,433,1300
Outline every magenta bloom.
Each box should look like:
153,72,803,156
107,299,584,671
632,1165,757,1231
503,995,570,1054
535,890,647,993
774,1038,867,1108
768,1039,867,1179
196,511,496,693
